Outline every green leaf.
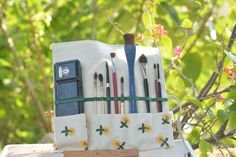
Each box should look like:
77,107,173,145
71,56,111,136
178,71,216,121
181,19,193,29
199,152,208,157
142,12,151,29
0,59,11,67
227,88,236,99
199,140,213,153
187,127,200,143
0,109,6,118
182,53,202,82
228,104,236,112
194,1,202,7
187,99,202,107
229,111,236,129
161,2,180,25
217,110,229,123
160,36,172,55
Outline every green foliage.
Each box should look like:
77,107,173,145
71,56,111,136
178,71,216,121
182,53,202,82
181,19,193,29
199,140,213,156
1,0,236,156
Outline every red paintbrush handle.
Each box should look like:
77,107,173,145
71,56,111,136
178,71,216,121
112,72,119,113
155,80,161,112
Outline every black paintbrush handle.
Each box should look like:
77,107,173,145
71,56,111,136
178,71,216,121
106,86,111,113
158,81,162,112
143,78,150,113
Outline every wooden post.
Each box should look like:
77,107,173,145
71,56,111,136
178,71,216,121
64,149,139,157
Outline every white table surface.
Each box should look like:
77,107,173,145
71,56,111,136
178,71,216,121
1,140,196,157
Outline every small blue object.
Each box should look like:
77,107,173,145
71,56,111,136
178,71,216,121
224,50,236,63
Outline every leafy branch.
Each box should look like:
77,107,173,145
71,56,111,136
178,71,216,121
174,24,236,139
24,1,52,118
0,1,50,132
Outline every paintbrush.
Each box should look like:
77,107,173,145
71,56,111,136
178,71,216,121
120,77,125,114
105,62,111,114
93,72,98,114
154,63,162,112
110,52,119,114
139,54,150,113
124,34,137,113
99,74,105,114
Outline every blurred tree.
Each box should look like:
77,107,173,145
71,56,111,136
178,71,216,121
0,0,236,156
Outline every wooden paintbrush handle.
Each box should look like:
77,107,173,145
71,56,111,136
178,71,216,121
112,72,119,113
155,80,161,112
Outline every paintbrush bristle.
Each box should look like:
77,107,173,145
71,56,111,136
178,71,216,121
121,77,124,83
94,72,97,79
123,34,135,45
99,74,103,82
139,54,147,63
110,52,116,58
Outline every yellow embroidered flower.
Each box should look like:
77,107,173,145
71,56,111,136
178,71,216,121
68,128,75,136
79,140,88,148
144,124,152,133
162,113,170,121
122,116,130,124
103,127,110,135
156,135,164,144
112,139,121,149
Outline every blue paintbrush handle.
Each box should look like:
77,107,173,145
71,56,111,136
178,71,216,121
124,45,137,113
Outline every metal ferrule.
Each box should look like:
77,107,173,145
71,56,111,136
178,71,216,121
140,63,147,78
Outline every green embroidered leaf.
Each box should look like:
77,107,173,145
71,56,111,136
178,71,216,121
121,142,126,146
162,119,170,124
120,121,128,128
61,126,70,137
138,123,146,133
96,125,104,135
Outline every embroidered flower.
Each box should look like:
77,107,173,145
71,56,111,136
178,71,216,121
156,135,170,147
120,115,129,128
96,125,110,135
138,123,153,133
112,139,126,150
79,140,88,150
156,135,164,144
122,116,130,123
96,125,105,135
61,126,75,137
68,128,75,136
162,113,171,124
112,139,121,149
145,124,153,133
103,127,110,135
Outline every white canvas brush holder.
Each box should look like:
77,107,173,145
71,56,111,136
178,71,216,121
52,40,175,151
